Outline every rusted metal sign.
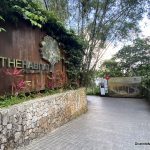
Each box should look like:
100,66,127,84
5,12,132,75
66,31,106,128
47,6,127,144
0,23,67,95
0,56,52,72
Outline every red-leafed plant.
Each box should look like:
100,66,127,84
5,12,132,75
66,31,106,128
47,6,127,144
4,68,31,95
16,80,31,94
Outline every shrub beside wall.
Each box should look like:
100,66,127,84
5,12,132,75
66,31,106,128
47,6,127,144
142,86,150,100
0,88,87,150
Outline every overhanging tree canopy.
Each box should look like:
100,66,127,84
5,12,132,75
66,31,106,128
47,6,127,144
114,37,150,76
67,0,149,72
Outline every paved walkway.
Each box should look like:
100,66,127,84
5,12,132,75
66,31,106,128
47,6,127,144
18,96,150,150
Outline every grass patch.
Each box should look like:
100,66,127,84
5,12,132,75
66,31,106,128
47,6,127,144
86,86,109,96
0,88,65,108
86,86,100,96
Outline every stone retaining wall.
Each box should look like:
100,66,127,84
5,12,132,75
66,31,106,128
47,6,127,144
0,88,87,150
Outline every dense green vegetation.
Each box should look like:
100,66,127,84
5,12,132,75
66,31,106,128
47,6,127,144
96,60,123,78
86,86,100,96
98,38,149,76
114,37,150,88
114,38,150,77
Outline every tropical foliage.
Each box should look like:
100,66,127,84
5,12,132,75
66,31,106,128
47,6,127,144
114,37,150,88
114,38,150,76
98,37,150,89
97,60,123,78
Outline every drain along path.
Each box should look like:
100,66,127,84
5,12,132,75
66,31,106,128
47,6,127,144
18,96,150,150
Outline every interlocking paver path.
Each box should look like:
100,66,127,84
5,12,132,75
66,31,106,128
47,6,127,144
18,96,150,150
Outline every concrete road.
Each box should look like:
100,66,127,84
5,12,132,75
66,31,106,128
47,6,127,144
18,96,150,150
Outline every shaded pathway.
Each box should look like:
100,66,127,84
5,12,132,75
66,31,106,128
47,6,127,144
18,96,150,150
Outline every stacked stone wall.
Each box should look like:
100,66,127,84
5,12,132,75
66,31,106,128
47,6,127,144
0,88,87,150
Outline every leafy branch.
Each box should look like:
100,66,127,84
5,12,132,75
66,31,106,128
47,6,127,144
0,16,6,32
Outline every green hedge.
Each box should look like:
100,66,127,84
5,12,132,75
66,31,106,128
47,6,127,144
86,86,100,96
